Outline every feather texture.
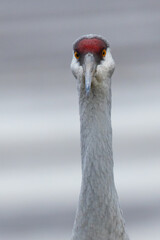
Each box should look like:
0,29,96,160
71,35,129,240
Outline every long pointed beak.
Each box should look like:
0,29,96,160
83,53,96,96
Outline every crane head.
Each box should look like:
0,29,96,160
71,34,115,96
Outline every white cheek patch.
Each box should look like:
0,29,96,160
96,48,115,80
71,56,83,80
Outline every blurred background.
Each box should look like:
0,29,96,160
0,0,160,239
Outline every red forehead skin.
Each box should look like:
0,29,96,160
75,38,106,54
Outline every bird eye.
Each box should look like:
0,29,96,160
74,51,80,60
102,49,106,58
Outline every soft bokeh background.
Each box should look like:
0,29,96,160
0,0,160,239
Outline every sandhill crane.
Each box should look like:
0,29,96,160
70,34,129,240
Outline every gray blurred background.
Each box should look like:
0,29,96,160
0,0,160,239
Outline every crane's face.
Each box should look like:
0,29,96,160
71,35,115,95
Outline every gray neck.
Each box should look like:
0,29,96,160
71,78,128,240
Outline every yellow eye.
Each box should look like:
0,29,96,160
74,51,80,60
102,49,106,57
